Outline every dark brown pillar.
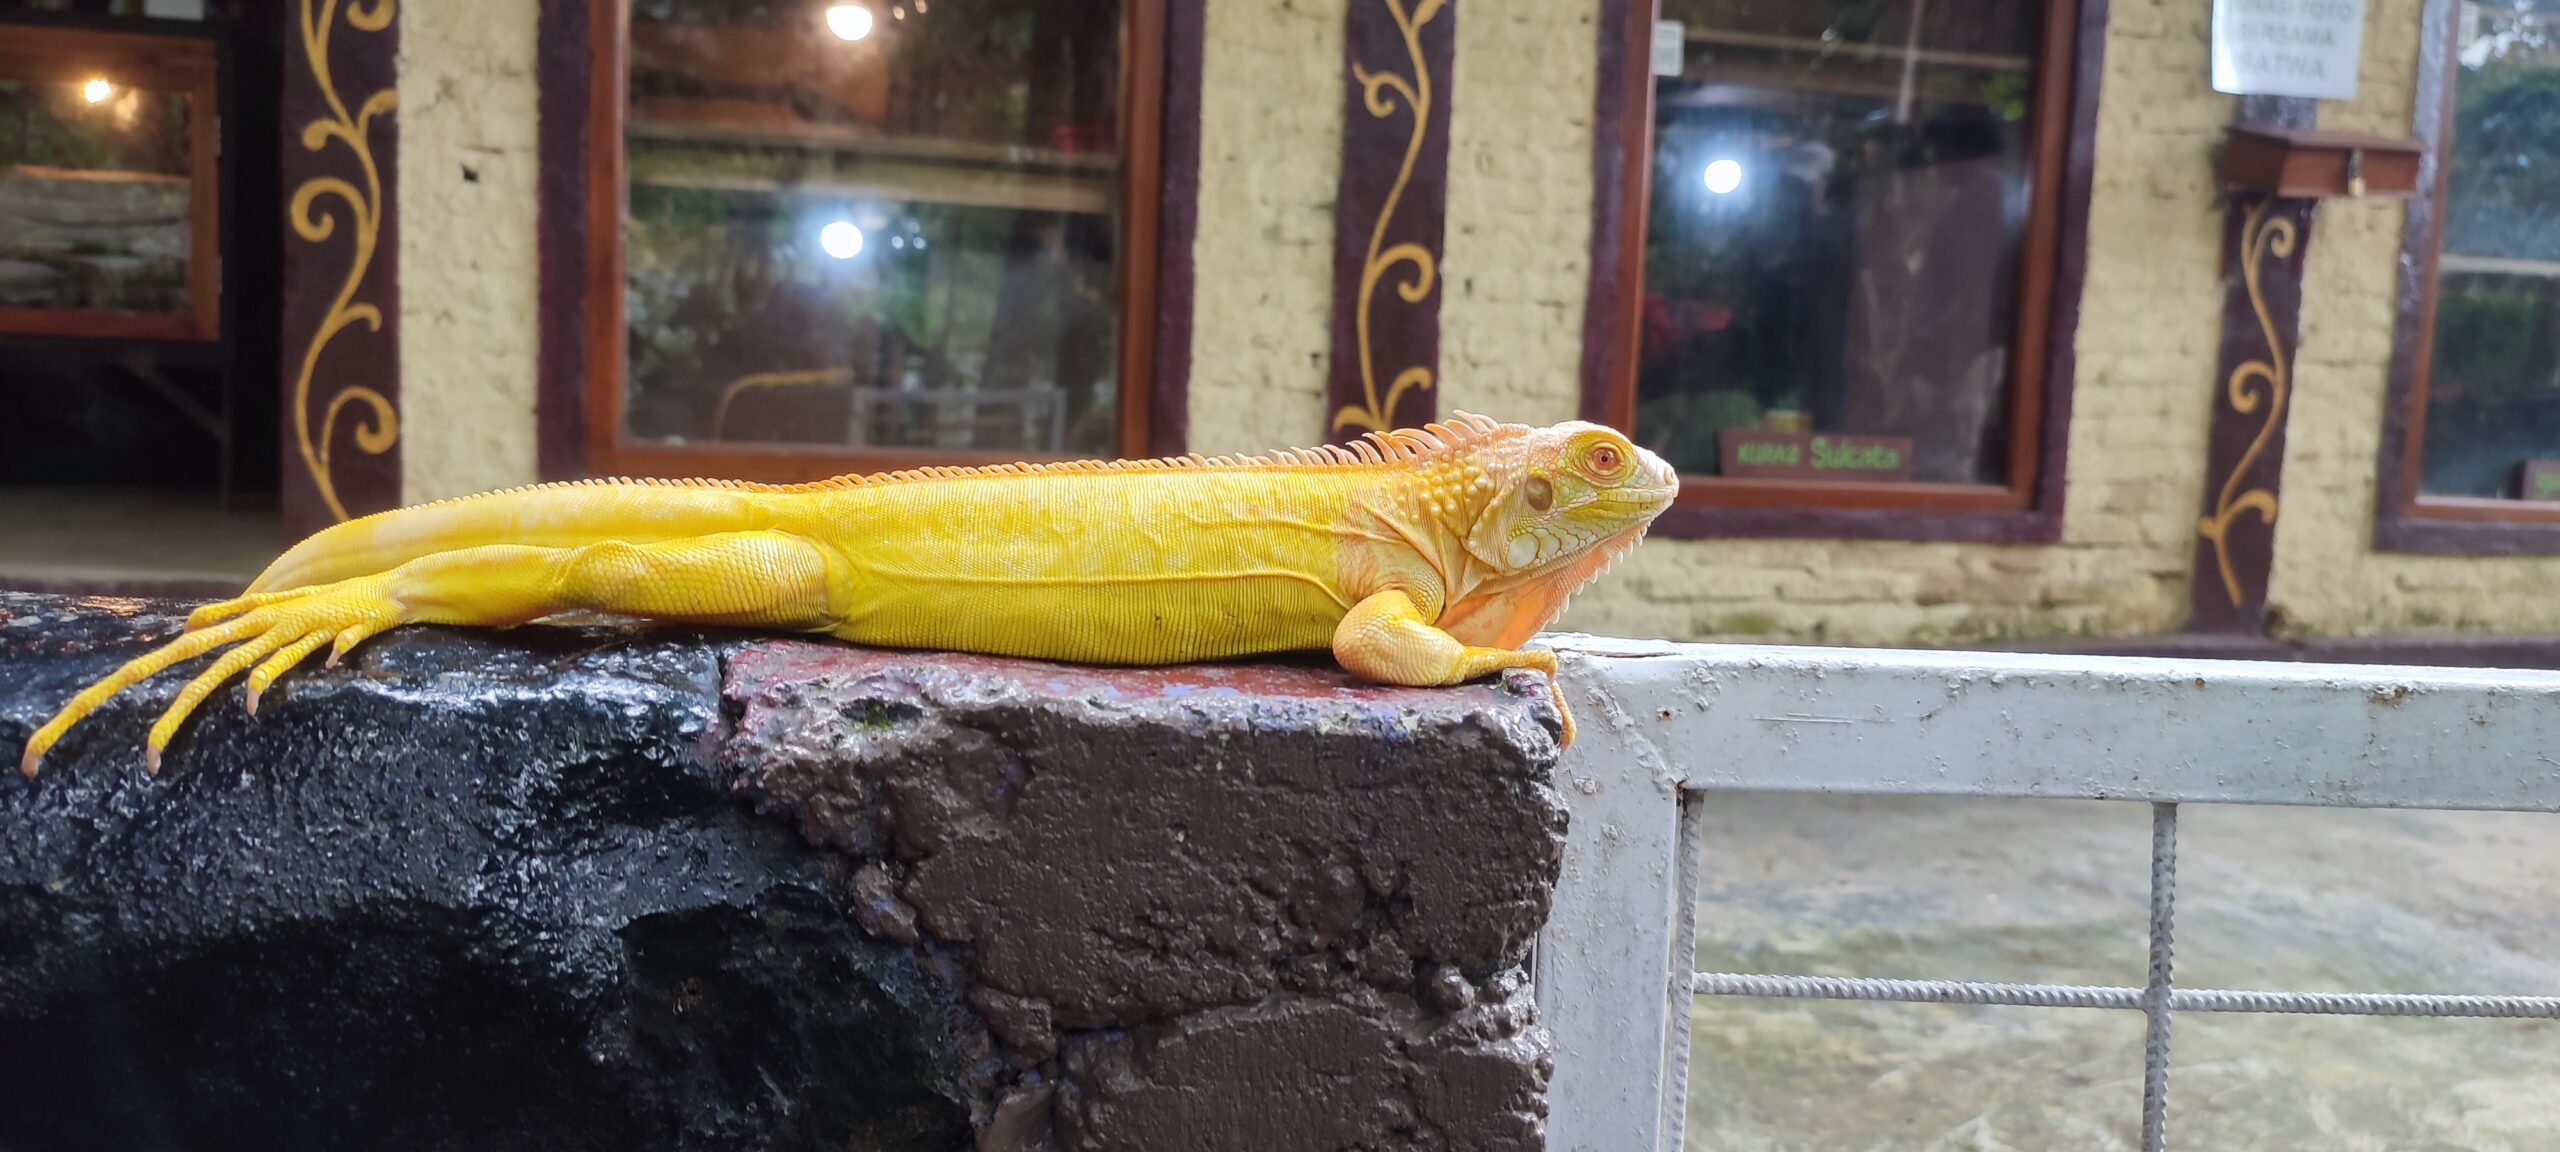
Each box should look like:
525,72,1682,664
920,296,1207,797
280,0,401,534
1326,0,1454,440
2190,97,2317,634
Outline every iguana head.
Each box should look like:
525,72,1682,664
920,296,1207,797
1432,415,1678,649
1459,419,1678,573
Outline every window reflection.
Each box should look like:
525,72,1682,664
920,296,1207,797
0,75,195,317
622,0,1123,455
2418,0,2560,501
1638,0,2042,486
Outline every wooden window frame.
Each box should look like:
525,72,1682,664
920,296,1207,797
2372,0,2560,554
1579,0,2106,543
549,0,1186,484
0,20,222,344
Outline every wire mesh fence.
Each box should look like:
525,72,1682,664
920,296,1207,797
1532,637,2560,1152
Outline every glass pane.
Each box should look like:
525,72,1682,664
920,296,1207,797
2418,2,2560,501
1637,0,2044,486
0,74,195,316
623,0,1123,455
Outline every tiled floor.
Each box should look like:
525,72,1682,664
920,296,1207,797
0,487,283,595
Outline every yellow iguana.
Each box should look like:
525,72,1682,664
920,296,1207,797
21,413,1676,776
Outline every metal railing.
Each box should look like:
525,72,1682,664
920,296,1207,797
1530,636,2560,1152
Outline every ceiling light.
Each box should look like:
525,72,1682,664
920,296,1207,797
824,4,873,40
820,220,864,260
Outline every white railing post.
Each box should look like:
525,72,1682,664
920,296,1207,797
1535,638,1703,1152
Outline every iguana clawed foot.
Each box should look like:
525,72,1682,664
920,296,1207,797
1332,588,1578,748
20,576,406,778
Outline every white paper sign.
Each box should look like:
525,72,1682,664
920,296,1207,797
1651,20,1685,78
2212,0,2367,100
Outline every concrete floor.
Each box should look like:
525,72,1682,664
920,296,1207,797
1685,794,2560,1150
0,488,281,594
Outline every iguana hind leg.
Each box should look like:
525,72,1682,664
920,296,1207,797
1331,588,1575,747
22,531,839,778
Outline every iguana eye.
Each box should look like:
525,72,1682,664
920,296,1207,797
1589,444,1622,474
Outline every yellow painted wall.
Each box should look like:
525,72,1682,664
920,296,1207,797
1439,0,1597,430
1181,0,1346,454
395,0,543,503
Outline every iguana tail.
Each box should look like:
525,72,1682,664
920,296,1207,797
249,477,807,593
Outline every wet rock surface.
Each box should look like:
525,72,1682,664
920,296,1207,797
0,593,1564,1151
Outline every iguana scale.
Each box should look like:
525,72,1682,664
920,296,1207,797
20,413,1676,776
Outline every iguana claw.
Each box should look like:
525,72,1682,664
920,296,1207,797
20,576,402,778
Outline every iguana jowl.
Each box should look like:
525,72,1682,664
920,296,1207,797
21,413,1677,776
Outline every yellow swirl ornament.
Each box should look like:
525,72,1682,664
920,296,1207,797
290,0,400,522
1332,0,1446,437
2197,198,2295,608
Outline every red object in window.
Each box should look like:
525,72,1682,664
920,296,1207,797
1639,293,1733,360
1049,122,1113,152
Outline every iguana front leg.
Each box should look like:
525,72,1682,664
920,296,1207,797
21,531,839,777
1331,589,1575,747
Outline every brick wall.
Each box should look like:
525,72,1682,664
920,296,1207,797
1439,0,1599,430
1182,0,1347,454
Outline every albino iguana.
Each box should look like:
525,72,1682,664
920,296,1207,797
22,413,1677,775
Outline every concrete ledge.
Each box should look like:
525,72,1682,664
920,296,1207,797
0,593,1564,1151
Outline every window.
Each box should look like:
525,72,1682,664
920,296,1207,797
1588,0,2092,539
0,24,219,343
583,0,1167,482
2378,0,2560,550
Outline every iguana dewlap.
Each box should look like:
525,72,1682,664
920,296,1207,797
21,413,1677,776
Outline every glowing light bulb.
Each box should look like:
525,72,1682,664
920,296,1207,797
1703,158,1743,195
824,4,874,40
820,221,864,260
81,78,114,104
